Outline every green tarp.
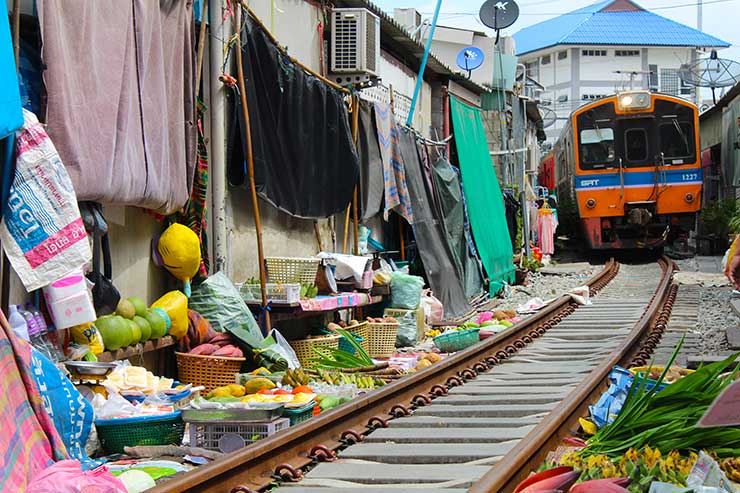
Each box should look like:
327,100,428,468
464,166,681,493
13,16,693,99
450,96,514,293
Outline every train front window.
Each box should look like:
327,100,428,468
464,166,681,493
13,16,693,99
579,128,615,169
625,128,648,163
659,121,695,163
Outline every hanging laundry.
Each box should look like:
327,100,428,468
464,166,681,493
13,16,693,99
38,0,196,213
400,131,469,318
537,204,558,256
0,9,24,224
357,102,384,221
228,16,358,219
373,102,414,224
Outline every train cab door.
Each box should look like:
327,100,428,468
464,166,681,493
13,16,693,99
615,117,656,204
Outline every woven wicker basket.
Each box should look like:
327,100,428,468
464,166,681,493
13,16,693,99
175,352,245,394
367,321,399,358
265,257,320,285
348,322,370,353
289,334,340,368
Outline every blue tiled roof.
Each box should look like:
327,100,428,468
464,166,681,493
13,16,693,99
513,0,729,56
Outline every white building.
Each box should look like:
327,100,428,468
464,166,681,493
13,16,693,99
513,0,729,142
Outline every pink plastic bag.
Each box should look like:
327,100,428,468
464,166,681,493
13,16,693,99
27,460,126,493
420,290,444,325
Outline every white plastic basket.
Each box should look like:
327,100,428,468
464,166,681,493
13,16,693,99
265,257,320,284
239,283,301,304
187,417,290,452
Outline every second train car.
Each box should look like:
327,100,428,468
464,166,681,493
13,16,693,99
552,90,702,249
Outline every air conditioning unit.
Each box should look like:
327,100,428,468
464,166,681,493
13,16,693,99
330,8,380,84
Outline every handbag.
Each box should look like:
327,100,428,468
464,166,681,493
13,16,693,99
81,203,120,316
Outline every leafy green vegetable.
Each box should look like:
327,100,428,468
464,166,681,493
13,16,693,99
310,328,373,369
584,335,740,457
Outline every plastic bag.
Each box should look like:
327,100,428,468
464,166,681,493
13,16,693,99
157,223,201,296
0,110,92,291
420,290,444,325
151,291,188,340
189,272,264,348
395,311,418,347
70,322,105,355
568,286,592,306
390,272,425,310
27,460,126,493
253,329,300,371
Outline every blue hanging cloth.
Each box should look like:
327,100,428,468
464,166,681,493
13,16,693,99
0,10,23,222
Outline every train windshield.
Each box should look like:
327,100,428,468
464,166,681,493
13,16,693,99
579,128,615,169
659,121,694,163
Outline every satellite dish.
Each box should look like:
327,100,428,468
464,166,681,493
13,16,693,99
679,50,740,103
479,0,520,30
456,46,485,75
540,106,557,129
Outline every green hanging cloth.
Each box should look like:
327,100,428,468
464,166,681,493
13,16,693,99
449,95,514,294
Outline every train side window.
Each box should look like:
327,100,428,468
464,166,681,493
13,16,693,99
624,128,648,162
579,128,615,169
659,122,695,162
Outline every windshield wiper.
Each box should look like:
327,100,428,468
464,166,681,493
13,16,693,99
672,119,690,154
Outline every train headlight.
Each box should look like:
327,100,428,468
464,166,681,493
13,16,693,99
586,198,597,209
685,193,694,203
617,91,650,111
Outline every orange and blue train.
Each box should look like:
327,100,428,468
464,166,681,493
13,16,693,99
551,90,701,249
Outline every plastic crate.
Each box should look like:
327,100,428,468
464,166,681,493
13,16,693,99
265,257,320,285
282,403,315,426
239,283,301,304
433,328,480,353
95,412,185,454
187,417,290,452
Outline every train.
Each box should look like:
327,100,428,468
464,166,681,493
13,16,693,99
546,90,702,250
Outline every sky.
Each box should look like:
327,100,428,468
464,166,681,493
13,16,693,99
372,0,740,71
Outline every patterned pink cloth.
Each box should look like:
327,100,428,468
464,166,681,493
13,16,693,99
0,309,68,492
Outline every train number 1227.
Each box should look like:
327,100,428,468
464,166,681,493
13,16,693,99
681,173,699,182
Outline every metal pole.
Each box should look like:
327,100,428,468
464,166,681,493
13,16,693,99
234,6,271,332
406,0,443,127
210,0,229,274
697,0,703,30
521,96,531,257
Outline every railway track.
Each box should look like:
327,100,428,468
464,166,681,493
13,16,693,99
152,257,676,493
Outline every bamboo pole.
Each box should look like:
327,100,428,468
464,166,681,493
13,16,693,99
342,207,350,254
195,0,209,92
234,6,271,332
350,95,360,256
12,0,20,66
313,221,324,252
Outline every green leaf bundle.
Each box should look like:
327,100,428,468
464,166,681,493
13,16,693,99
310,328,374,370
584,335,740,457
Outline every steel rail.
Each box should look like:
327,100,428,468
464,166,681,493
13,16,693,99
469,256,674,493
150,259,619,493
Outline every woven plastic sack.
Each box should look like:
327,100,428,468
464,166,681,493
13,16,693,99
27,460,126,493
0,110,91,291
189,272,264,348
390,272,425,310
158,223,201,296
29,348,101,470
151,291,188,340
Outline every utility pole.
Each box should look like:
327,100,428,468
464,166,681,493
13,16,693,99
697,0,703,31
